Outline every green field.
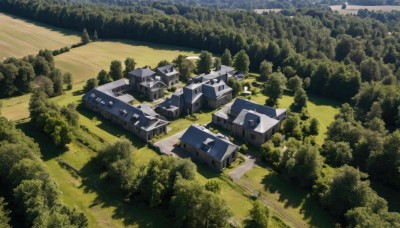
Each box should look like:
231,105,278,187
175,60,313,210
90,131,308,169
0,13,80,59
55,40,198,84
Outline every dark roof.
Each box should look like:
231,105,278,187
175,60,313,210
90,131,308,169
156,91,184,111
233,109,279,133
157,65,178,76
179,124,239,161
83,88,168,131
129,68,155,78
231,98,286,119
216,65,235,75
202,80,232,100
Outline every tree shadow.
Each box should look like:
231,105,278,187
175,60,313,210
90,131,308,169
79,158,173,227
262,173,335,227
16,121,68,161
308,95,341,108
76,104,146,148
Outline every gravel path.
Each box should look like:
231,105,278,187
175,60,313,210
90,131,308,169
229,154,256,180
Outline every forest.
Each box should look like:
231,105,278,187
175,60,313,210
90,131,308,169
1,0,400,227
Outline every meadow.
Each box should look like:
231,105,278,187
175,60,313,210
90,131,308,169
0,13,80,59
330,4,400,15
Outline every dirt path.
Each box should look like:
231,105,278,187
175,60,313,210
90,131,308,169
233,178,307,228
229,154,256,180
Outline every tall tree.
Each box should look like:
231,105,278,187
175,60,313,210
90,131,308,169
259,60,273,82
93,30,98,41
196,51,213,74
221,49,233,66
81,28,90,44
234,50,250,73
109,60,123,81
263,72,287,106
249,201,270,228
124,58,136,78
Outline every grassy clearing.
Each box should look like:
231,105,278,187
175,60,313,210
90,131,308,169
55,40,199,84
0,13,80,59
240,165,335,227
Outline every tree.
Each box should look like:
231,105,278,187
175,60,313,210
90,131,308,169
97,70,111,85
308,118,319,136
0,198,10,228
81,28,90,44
196,51,213,74
205,180,221,193
263,72,287,106
36,76,54,97
234,50,250,73
227,78,242,97
259,60,273,82
360,58,381,82
321,141,353,167
213,57,221,69
178,60,194,83
83,78,98,92
342,3,347,9
291,88,308,112
221,49,233,66
93,30,98,41
282,115,302,139
63,72,73,90
124,58,136,78
50,69,64,96
287,76,303,92
109,60,123,81
156,60,171,68
249,201,270,228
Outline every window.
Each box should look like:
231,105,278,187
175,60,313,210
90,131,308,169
251,134,256,140
196,152,199,156
183,144,186,148
195,102,199,107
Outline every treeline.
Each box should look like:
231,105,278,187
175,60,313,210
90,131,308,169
29,90,79,147
349,0,400,5
2,0,399,103
96,139,232,227
67,0,342,9
0,49,73,98
0,116,88,227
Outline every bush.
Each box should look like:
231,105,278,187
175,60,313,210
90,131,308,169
240,144,248,153
205,180,221,193
271,133,283,147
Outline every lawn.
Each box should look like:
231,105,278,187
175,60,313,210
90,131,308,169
0,13,80,59
55,40,199,84
240,165,335,228
250,92,340,145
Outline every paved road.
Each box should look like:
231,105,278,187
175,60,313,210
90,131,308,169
229,154,256,180
154,131,189,158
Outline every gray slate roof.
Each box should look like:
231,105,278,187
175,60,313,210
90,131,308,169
83,88,168,131
202,80,232,100
231,98,286,119
180,124,239,161
233,109,279,133
157,65,178,76
129,68,155,78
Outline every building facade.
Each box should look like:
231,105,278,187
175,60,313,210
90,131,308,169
179,124,239,171
212,98,287,147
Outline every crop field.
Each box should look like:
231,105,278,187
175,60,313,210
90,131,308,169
0,13,80,59
55,40,198,84
330,5,400,15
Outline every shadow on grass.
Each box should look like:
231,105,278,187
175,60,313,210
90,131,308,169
308,95,341,108
76,104,146,148
16,121,68,161
262,173,335,228
79,159,173,227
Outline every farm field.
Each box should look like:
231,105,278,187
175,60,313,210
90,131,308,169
330,5,400,15
0,13,80,59
55,40,199,84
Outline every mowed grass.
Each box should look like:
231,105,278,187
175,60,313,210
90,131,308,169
240,165,335,227
55,40,199,84
0,13,80,59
